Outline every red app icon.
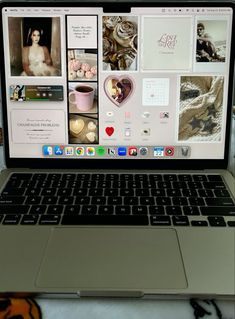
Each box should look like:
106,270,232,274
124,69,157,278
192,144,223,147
165,146,174,156
128,147,138,156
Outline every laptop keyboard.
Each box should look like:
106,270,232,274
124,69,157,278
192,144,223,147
0,173,234,227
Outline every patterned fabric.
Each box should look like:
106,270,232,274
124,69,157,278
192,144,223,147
0,298,42,319
179,76,224,141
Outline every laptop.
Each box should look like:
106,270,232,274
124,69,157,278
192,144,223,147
0,0,234,299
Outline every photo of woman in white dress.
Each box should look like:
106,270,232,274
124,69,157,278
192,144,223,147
8,17,61,76
21,28,60,76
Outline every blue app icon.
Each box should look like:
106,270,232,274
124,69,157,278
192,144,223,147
118,147,127,156
43,146,53,156
54,145,64,155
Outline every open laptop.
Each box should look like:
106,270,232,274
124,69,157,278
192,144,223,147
0,0,234,299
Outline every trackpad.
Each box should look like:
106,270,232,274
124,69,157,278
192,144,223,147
36,227,187,291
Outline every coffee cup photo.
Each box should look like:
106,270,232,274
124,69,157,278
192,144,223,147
69,85,95,112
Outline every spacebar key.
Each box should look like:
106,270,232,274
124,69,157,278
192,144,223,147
61,215,149,225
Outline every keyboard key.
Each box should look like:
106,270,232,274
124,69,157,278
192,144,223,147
140,197,154,205
10,173,32,180
91,174,105,181
0,205,30,214
183,206,200,216
120,189,134,196
166,206,182,215
205,198,234,206
57,188,72,196
156,197,171,205
207,175,223,181
120,174,133,181
47,205,64,214
132,206,148,214
149,206,165,215
75,197,90,204
42,196,58,205
91,197,106,205
187,182,202,189
98,206,114,215
89,189,103,196
193,175,207,181
62,174,76,181
182,189,197,197
73,189,88,196
29,205,47,215
151,189,165,196
164,174,177,181
158,182,171,189
41,188,57,196
124,197,138,205
21,215,39,225
58,196,74,205
172,197,188,206
172,216,189,226
191,220,208,227
136,189,149,196
104,189,118,196
198,189,214,197
178,174,192,181
150,216,171,226
115,206,131,215
26,188,41,196
208,217,226,227
107,197,122,205
64,205,80,214
189,197,205,206
106,174,119,180
97,181,112,188
32,173,47,181
81,205,97,215
61,215,149,225
172,181,187,189
214,189,230,197
1,188,25,196
149,174,162,181
25,196,41,205
200,206,235,216
39,215,61,225
0,196,25,205
203,182,226,189
3,214,21,225
166,189,181,197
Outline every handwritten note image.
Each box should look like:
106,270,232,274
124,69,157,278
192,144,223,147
67,16,97,49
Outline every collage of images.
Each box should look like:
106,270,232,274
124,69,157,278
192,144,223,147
67,49,98,145
6,15,228,146
67,15,138,145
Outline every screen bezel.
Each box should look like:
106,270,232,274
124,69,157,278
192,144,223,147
0,0,234,170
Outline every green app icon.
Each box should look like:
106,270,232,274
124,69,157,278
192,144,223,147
97,147,105,156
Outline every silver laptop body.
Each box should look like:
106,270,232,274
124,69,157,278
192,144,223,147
0,0,234,299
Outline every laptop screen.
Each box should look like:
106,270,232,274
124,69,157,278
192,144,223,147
0,2,234,167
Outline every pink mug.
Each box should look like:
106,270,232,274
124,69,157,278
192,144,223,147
69,85,94,111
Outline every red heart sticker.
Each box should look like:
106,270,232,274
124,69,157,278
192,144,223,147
105,127,114,136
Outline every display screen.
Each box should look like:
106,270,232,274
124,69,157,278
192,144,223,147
1,4,233,160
